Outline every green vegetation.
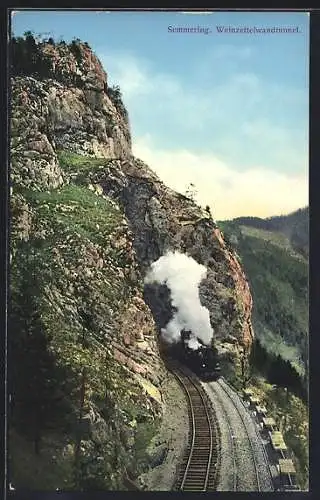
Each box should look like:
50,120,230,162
11,31,53,78
9,150,159,490
10,31,140,488
23,184,122,248
250,378,309,490
133,419,160,474
11,32,94,84
219,218,308,378
249,338,307,402
57,150,113,185
219,211,309,490
70,38,83,64
232,207,309,257
239,225,303,259
105,84,128,120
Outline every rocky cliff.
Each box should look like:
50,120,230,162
10,35,254,490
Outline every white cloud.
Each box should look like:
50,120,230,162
101,53,152,96
101,51,260,134
133,136,308,220
102,50,305,145
99,48,308,184
100,51,209,131
101,52,182,97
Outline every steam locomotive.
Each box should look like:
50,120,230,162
170,331,221,381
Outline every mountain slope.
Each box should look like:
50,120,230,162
219,211,308,378
232,207,309,258
9,34,255,490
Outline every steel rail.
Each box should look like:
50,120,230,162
170,367,216,491
203,381,237,490
196,376,214,490
217,379,261,491
221,377,274,489
174,370,196,490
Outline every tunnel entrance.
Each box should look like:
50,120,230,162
143,282,174,332
143,282,221,381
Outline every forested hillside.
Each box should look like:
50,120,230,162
232,207,309,257
219,210,309,489
219,209,308,382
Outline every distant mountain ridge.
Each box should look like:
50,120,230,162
231,207,309,258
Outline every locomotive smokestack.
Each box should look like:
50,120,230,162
144,251,214,347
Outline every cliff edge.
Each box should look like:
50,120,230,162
10,34,254,490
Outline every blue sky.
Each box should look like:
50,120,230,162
12,10,309,219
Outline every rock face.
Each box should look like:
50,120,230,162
10,174,167,490
11,40,131,191
10,35,254,491
92,157,254,349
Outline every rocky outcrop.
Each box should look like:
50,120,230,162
10,35,255,490
10,172,167,489
11,39,131,191
113,293,165,384
11,77,64,191
11,37,254,351
90,156,254,349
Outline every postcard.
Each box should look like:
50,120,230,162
8,9,309,493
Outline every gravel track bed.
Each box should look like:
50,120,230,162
202,379,273,491
218,379,274,491
204,381,256,490
200,381,236,491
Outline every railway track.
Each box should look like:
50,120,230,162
169,365,220,491
220,378,274,488
218,379,261,490
204,378,274,491
204,380,238,491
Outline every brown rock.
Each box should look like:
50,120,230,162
123,334,131,346
136,341,149,351
135,331,144,342
131,361,147,375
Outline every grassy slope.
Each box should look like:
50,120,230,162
10,151,159,490
239,225,304,260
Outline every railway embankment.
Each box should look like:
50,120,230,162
203,379,274,491
136,369,189,491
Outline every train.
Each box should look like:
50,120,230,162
169,330,222,381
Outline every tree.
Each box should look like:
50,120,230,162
239,345,252,389
70,39,82,64
185,182,197,202
23,30,35,40
106,85,128,119
107,85,122,104
205,205,212,217
250,338,264,372
9,241,69,454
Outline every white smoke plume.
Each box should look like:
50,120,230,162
144,251,213,347
187,336,203,350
